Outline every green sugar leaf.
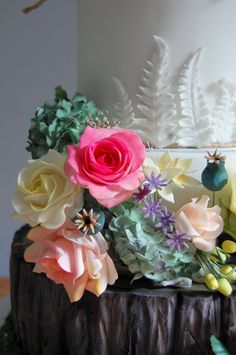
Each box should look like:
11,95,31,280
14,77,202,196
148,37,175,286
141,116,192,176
210,336,230,355
55,86,68,101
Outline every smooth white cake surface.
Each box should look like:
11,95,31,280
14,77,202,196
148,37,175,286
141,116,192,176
78,0,236,108
78,0,236,148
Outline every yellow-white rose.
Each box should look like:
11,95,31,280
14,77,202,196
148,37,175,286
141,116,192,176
12,150,83,229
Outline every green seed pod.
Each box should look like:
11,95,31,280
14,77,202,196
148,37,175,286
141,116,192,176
201,161,228,191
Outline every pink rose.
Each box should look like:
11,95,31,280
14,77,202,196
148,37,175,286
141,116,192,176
24,220,118,302
64,126,145,208
174,195,223,252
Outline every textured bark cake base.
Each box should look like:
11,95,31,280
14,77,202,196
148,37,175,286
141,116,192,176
10,226,236,355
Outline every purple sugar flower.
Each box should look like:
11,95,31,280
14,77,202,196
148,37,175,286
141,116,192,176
141,195,163,222
133,185,150,203
167,231,190,253
155,208,175,234
145,172,169,191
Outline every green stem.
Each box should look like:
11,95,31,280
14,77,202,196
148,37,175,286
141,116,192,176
212,191,216,207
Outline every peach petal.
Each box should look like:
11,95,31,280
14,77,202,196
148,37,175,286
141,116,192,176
64,273,88,302
56,238,75,273
73,245,85,279
175,211,199,237
27,226,54,242
105,255,119,284
33,264,46,273
192,237,216,252
86,264,108,297
85,250,103,278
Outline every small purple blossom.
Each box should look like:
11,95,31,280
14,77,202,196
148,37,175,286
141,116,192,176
155,208,175,234
145,172,169,191
141,195,163,222
133,185,150,203
167,231,190,253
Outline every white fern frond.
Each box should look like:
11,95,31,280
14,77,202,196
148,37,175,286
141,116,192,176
220,79,236,142
176,48,214,147
112,77,134,128
135,36,177,147
209,80,233,142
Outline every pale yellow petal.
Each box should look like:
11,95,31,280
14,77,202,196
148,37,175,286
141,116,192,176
174,175,201,187
158,186,175,203
142,157,160,175
158,151,171,170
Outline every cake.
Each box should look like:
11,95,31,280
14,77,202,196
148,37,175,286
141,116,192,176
9,0,236,354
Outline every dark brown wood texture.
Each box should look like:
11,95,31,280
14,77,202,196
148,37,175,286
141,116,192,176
10,226,236,355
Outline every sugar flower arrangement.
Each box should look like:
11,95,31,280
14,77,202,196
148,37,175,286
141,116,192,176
12,87,236,302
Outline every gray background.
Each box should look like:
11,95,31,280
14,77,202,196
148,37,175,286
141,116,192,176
0,0,77,276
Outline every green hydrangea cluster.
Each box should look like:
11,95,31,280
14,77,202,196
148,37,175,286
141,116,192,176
26,86,106,158
109,204,200,287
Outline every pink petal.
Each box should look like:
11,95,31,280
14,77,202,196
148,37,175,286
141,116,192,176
65,145,80,174
80,126,122,148
117,169,144,190
110,131,146,170
96,188,133,208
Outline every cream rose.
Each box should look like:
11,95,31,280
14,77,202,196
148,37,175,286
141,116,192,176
174,195,223,252
12,150,83,228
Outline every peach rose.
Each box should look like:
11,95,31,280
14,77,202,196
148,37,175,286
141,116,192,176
64,126,145,208
24,220,118,302
174,195,223,252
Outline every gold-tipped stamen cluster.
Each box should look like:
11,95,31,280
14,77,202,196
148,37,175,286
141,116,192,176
74,209,101,235
204,149,226,164
86,114,119,129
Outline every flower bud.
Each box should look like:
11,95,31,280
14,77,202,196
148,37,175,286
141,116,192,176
210,247,227,263
222,240,236,254
201,160,228,192
217,278,232,296
220,265,236,281
204,273,219,290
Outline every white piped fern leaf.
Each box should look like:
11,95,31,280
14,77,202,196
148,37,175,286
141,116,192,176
210,79,235,143
135,36,177,147
176,48,214,147
112,77,135,128
220,80,236,142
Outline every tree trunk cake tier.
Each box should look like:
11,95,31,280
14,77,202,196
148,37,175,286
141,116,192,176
10,226,236,354
9,1,236,355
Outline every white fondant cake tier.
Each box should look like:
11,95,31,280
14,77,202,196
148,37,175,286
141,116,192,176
77,0,236,148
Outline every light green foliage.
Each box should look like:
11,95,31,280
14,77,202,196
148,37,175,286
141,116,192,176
26,86,106,158
109,204,199,286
